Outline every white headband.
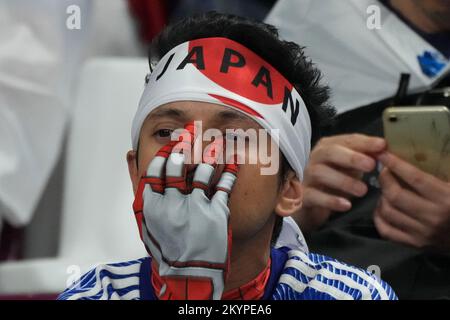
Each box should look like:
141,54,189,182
131,37,311,180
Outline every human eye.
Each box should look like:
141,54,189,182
155,128,173,137
153,128,174,143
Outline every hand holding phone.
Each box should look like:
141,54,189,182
383,106,450,182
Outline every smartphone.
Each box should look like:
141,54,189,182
382,106,450,182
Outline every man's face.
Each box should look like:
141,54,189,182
127,101,297,242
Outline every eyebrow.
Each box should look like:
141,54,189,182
147,104,256,127
148,107,188,120
215,109,254,125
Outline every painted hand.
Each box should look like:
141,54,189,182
133,123,239,299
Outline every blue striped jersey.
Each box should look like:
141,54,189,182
58,246,397,300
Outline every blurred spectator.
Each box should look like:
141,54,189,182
128,0,277,45
267,0,450,298
169,0,276,21
0,0,141,259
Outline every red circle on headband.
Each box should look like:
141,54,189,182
188,37,294,105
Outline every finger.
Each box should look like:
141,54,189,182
378,152,449,201
192,136,225,193
192,163,217,193
312,144,377,172
165,152,187,194
203,135,224,165
303,187,352,212
374,210,424,248
307,163,368,197
375,196,426,238
340,167,364,180
223,157,239,176
148,122,195,193
146,142,178,193
160,122,198,194
379,167,437,224
212,162,239,205
320,134,386,154
172,121,197,155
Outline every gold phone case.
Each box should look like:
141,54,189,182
383,106,450,182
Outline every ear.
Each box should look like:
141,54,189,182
274,171,303,217
127,150,139,194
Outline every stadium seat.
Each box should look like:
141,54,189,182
0,58,148,297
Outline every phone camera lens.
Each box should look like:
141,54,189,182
389,115,398,123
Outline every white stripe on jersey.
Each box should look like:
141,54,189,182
63,260,142,300
278,273,354,300
289,250,389,300
284,258,373,299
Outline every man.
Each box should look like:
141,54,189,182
58,12,396,300
267,0,450,298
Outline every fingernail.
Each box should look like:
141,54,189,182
354,183,368,196
374,138,386,149
361,158,375,171
339,198,352,210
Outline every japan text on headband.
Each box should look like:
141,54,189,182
131,37,312,180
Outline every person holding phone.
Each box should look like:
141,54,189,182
267,0,450,299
